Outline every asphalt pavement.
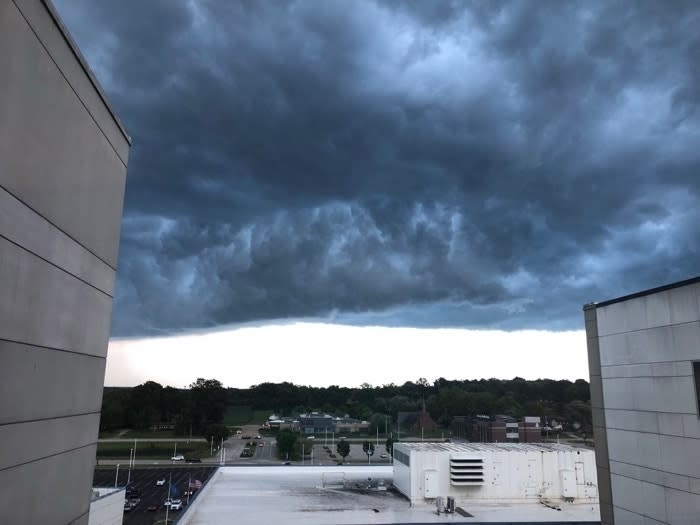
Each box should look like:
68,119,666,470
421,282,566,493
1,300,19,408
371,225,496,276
93,466,217,525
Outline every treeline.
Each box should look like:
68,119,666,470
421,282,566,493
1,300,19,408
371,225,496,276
101,378,229,441
100,377,592,436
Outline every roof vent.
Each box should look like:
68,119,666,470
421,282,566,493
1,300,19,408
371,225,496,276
450,457,484,485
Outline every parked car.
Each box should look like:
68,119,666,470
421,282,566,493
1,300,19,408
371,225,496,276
171,454,185,461
156,478,166,486
185,457,202,463
169,499,183,511
124,497,140,511
147,504,158,512
255,435,262,439
258,442,264,447
380,454,388,458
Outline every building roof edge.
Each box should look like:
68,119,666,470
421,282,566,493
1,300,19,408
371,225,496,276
590,275,700,309
42,0,132,145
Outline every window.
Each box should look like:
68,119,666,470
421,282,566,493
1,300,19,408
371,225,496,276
694,362,700,417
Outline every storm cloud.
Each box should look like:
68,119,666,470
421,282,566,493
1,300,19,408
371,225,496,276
54,0,700,336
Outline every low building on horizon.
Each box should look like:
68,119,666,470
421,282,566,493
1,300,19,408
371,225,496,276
451,415,542,443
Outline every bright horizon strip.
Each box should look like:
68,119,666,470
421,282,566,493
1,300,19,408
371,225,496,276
105,323,589,389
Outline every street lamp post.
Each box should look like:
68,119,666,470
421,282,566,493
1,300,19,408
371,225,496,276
127,448,133,485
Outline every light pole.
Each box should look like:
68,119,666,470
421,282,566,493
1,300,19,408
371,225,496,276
114,464,120,488
302,443,305,466
165,472,172,523
127,448,133,485
210,436,214,456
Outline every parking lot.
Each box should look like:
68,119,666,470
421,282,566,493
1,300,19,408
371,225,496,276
93,466,217,525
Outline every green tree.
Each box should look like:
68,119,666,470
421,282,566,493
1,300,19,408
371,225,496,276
276,430,298,460
190,378,227,431
385,436,394,455
205,423,230,447
336,440,350,462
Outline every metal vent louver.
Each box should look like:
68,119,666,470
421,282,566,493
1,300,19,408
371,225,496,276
450,457,484,485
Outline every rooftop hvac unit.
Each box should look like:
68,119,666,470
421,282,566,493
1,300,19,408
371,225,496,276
450,457,484,485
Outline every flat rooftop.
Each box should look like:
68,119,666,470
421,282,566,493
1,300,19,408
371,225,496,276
180,466,600,524
396,442,585,453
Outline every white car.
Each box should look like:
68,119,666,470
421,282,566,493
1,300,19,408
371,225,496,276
169,499,183,511
156,478,166,486
380,453,388,458
171,454,185,461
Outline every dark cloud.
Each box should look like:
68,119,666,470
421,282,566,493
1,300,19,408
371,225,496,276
54,0,700,336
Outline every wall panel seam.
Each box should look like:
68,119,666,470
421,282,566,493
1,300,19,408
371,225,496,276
10,0,129,169
610,459,700,483
0,184,118,271
598,318,700,338
0,410,102,428
603,407,696,416
0,234,113,298
0,336,107,360
605,426,700,440
0,440,97,473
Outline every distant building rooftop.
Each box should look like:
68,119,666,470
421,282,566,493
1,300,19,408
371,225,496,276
179,466,600,524
396,442,582,454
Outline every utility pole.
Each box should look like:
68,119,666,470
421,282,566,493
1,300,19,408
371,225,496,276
210,436,213,456
114,464,120,488
133,439,137,468
302,443,304,466
376,426,379,447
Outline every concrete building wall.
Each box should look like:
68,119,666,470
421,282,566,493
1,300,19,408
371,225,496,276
88,488,125,525
0,1,129,523
585,278,700,525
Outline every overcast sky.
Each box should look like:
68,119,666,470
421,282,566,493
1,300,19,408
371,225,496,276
54,1,699,386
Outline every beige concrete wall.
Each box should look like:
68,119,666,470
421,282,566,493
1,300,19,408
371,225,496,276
0,0,129,522
586,281,700,525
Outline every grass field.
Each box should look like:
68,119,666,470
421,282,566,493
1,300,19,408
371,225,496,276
96,440,210,459
223,406,271,426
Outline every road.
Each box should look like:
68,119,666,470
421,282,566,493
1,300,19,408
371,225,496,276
98,438,207,442
98,423,394,466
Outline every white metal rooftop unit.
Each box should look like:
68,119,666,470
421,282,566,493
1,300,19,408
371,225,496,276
393,442,599,508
